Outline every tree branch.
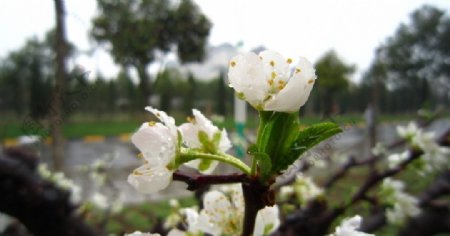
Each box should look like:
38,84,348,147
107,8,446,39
172,170,247,191
0,148,97,236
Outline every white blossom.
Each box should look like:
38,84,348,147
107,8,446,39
169,199,180,208
253,206,280,236
128,107,178,194
179,109,232,173
128,163,173,194
0,213,11,232
397,122,420,140
111,193,124,214
165,207,203,236
279,185,295,201
228,50,316,113
131,107,177,167
91,192,109,210
396,122,449,173
413,130,449,171
37,163,82,204
196,184,280,236
329,215,374,236
289,174,324,204
371,143,387,156
381,178,421,225
387,151,410,169
124,231,160,236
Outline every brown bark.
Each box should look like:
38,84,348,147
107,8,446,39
51,0,69,170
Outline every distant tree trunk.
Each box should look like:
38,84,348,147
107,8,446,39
217,71,226,116
419,78,429,108
323,90,334,118
136,63,151,107
184,74,196,115
51,0,68,170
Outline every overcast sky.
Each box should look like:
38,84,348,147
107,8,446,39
1,0,449,81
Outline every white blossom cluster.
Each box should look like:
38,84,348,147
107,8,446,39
37,163,82,204
279,174,324,205
329,215,374,236
128,107,231,194
380,178,421,225
394,122,449,173
127,184,279,236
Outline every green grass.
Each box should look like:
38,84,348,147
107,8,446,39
0,112,422,140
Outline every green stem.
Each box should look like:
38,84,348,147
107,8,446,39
179,150,251,175
251,111,271,176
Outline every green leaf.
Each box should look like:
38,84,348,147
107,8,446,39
272,122,342,172
247,144,258,155
212,131,222,148
257,112,300,165
197,130,215,153
198,130,209,146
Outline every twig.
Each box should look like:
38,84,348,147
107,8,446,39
172,170,247,191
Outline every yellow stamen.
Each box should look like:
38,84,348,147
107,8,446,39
268,79,274,86
295,68,301,73
287,58,293,64
270,60,275,67
278,84,286,90
308,79,315,84
271,71,277,79
137,153,144,159
230,61,237,67
147,121,156,126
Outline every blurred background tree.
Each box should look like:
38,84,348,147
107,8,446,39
91,0,211,107
367,5,450,111
0,3,449,142
314,50,355,117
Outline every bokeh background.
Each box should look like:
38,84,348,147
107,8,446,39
0,0,449,235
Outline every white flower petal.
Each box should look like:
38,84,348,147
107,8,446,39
181,208,202,233
196,211,221,236
192,109,217,136
253,206,280,236
180,109,232,174
125,231,160,236
127,164,172,194
331,215,374,236
228,52,270,107
259,50,290,83
167,229,185,236
145,106,177,137
202,191,232,226
381,178,421,225
91,192,109,209
131,122,176,166
179,122,202,147
219,129,232,152
264,57,316,112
